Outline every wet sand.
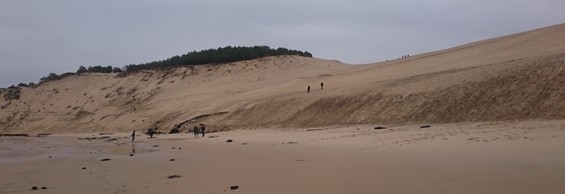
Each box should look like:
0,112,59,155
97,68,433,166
1,120,565,194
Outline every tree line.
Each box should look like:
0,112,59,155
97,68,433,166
123,46,312,72
77,65,123,74
28,46,312,86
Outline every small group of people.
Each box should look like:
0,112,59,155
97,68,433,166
307,82,324,93
192,124,206,138
131,123,207,141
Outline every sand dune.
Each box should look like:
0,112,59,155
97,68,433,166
1,23,565,134
2,23,565,194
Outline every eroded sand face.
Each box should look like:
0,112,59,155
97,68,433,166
2,120,565,194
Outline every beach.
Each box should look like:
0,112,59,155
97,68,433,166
2,120,565,194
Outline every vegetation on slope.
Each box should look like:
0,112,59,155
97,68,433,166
22,46,311,87
122,46,312,72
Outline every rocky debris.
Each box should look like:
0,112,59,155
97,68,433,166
284,142,298,144
420,125,431,129
374,126,386,130
31,186,47,190
129,153,134,156
168,175,181,179
99,133,114,135
226,139,233,143
230,185,239,190
78,136,111,141
36,133,52,137
306,128,326,131
153,145,159,147
82,167,86,170
241,143,248,145
208,135,219,138
468,137,480,141
100,158,111,161
0,134,30,137
170,159,175,161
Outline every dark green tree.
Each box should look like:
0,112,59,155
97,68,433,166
40,73,62,82
123,46,313,72
77,66,88,73
113,67,123,73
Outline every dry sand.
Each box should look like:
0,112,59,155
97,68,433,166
2,24,565,133
2,23,565,194
2,120,565,194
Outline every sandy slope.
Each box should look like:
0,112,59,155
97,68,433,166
1,121,565,194
2,23,565,194
1,23,565,134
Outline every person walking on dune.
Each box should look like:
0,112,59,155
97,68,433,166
193,125,200,138
131,130,136,142
320,82,324,90
307,85,310,93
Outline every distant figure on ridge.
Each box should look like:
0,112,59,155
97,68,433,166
307,85,310,93
320,82,324,90
193,125,200,138
131,130,136,142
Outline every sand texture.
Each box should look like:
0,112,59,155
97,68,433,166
1,121,565,194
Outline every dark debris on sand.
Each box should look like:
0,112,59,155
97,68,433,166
168,175,181,179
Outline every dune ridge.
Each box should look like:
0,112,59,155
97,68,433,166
1,23,565,133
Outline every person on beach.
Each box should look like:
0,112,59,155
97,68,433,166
131,130,135,142
320,82,324,90
307,85,310,93
193,125,200,138
146,128,156,138
200,125,206,137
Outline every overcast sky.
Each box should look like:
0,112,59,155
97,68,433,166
1,0,565,87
